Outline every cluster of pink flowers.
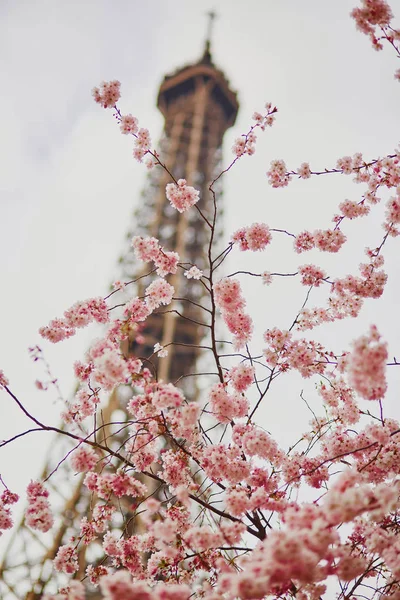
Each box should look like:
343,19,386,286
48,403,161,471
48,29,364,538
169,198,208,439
44,580,85,600
219,506,336,598
167,403,200,442
232,131,257,157
232,103,276,157
183,265,203,279
152,382,185,410
39,297,109,343
338,199,370,219
214,278,253,349
263,327,328,378
229,363,254,392
165,179,200,213
336,154,363,175
145,278,174,310
25,480,53,533
88,471,148,500
297,162,312,179
67,338,141,403
201,443,251,484
351,0,394,49
93,81,154,163
241,426,286,464
384,188,400,235
54,543,79,574
123,297,151,324
120,114,138,135
161,450,191,490
132,235,180,276
217,480,399,599
73,360,93,382
314,228,347,252
10,21,400,599
208,382,249,423
133,127,152,162
294,228,347,253
92,346,130,391
318,377,360,425
100,570,191,600
348,325,388,400
61,387,100,423
252,103,277,130
70,445,98,473
92,80,121,108
0,488,19,535
232,222,272,251
297,256,388,331
298,264,327,287
267,159,290,188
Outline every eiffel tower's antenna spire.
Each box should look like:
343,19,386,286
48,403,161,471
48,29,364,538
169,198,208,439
203,10,217,61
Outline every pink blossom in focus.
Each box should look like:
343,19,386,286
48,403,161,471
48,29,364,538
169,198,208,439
229,363,255,392
294,230,315,253
297,162,312,179
214,278,253,349
208,382,249,423
314,228,347,252
232,222,272,251
54,543,79,574
339,199,370,219
152,382,185,410
165,179,200,213
131,235,160,262
120,114,139,135
267,159,290,188
184,266,203,279
145,279,174,310
298,264,327,287
39,297,109,344
133,127,152,162
92,80,121,108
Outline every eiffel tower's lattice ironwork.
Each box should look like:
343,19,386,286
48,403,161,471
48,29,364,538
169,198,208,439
0,40,238,600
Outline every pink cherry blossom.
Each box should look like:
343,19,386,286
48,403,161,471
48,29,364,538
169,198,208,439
54,543,79,574
232,222,272,251
145,278,174,310
184,266,203,279
25,480,54,533
267,159,290,188
70,445,98,473
297,162,312,179
298,264,327,287
120,114,139,135
0,489,19,534
92,80,121,108
165,179,200,213
348,325,388,400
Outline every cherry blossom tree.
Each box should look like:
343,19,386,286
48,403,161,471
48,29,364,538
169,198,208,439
1,1,400,598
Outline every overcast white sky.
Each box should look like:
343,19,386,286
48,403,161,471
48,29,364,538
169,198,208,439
0,0,399,560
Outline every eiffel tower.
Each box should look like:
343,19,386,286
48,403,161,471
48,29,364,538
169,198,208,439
0,15,239,599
